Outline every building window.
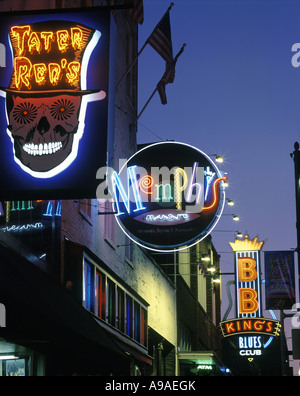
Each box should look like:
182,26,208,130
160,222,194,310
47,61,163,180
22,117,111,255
83,260,93,311
141,308,148,347
104,200,115,244
95,270,106,320
134,301,141,343
126,295,133,338
82,255,148,347
106,278,116,326
116,287,125,333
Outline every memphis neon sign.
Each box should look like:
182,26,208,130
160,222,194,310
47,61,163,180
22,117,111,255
110,142,227,252
112,163,227,217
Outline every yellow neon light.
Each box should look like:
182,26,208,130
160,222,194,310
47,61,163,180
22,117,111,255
202,176,227,211
48,63,62,86
239,288,259,314
40,31,55,53
174,168,188,210
71,27,84,50
66,61,81,86
229,234,264,252
9,25,87,91
238,257,257,282
56,30,70,53
10,25,31,56
28,31,42,54
14,57,32,90
33,63,47,86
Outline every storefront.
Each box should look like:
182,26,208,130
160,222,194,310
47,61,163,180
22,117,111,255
0,240,129,376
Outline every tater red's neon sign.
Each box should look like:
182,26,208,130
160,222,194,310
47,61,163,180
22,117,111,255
10,25,86,90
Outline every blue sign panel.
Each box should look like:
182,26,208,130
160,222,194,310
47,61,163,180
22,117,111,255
264,250,296,310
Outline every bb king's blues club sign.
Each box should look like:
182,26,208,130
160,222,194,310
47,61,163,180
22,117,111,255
0,8,112,200
110,141,228,252
219,235,281,360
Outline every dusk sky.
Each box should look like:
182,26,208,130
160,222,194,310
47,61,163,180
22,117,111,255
137,1,299,277
137,0,300,373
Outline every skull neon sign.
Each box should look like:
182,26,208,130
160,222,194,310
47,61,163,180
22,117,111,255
1,20,106,178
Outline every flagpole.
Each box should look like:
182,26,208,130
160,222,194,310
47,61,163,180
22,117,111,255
137,42,186,119
116,2,175,91
116,41,148,91
137,85,158,120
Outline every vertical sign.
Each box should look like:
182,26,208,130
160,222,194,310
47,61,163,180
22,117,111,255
229,235,264,318
264,251,296,310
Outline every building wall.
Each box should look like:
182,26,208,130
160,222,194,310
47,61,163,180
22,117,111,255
56,4,178,348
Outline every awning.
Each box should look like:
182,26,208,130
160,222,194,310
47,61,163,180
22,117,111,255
178,351,226,375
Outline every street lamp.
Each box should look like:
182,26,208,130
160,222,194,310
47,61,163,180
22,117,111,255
222,214,240,221
227,199,234,206
213,230,243,238
201,255,210,262
209,154,224,163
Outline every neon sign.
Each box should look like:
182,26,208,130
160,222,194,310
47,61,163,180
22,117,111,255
219,318,281,338
219,235,281,360
1,222,43,232
10,25,88,90
110,142,227,252
230,235,264,317
1,20,106,179
0,9,110,201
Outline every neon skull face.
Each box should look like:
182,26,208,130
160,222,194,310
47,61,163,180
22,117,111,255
6,93,82,174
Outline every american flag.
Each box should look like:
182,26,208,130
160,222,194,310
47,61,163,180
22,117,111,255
147,9,173,73
157,43,186,105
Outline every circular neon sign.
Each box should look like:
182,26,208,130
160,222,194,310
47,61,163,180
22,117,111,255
112,141,227,252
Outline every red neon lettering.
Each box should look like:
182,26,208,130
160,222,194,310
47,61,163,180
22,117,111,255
11,25,31,56
33,63,47,86
14,57,32,90
10,25,88,91
66,61,81,86
243,320,252,331
71,27,84,50
202,176,228,211
253,320,265,332
28,31,42,54
56,30,70,52
40,31,55,52
266,321,274,333
225,322,236,334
